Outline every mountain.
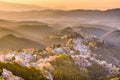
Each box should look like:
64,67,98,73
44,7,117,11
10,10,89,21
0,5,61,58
3,8,119,18
105,8,120,14
0,34,45,49
103,30,120,48
0,19,15,27
16,21,47,25
0,8,120,28
14,24,57,43
0,19,48,28
43,26,120,66
91,42,120,65
43,27,77,46
0,27,23,38
0,1,43,11
0,19,59,44
0,19,11,23
74,25,110,37
15,24,55,34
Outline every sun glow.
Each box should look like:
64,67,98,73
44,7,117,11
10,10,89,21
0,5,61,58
0,0,120,10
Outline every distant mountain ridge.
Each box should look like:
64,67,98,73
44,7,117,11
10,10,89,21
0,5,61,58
0,8,120,28
0,8,120,16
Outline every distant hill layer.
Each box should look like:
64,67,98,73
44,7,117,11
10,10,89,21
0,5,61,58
0,8,120,17
0,8,119,20
0,8,119,28
0,27,23,37
0,34,45,49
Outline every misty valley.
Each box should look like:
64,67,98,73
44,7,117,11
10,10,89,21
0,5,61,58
0,2,120,80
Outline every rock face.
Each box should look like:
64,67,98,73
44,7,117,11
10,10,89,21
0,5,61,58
2,69,24,80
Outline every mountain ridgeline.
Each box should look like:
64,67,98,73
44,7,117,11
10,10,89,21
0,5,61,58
0,6,119,80
0,8,120,28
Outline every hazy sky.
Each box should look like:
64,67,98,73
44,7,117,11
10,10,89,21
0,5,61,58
0,0,120,10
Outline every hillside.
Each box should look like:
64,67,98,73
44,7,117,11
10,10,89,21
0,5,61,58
0,19,49,28
0,27,23,38
43,27,75,46
75,26,109,37
14,24,57,42
0,34,45,49
103,30,120,48
0,27,119,80
0,8,119,80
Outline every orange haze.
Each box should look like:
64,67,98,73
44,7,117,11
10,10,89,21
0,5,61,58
0,0,120,10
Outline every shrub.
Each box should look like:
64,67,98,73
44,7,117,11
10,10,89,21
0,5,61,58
0,62,47,80
51,54,87,80
87,62,108,80
0,76,5,80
